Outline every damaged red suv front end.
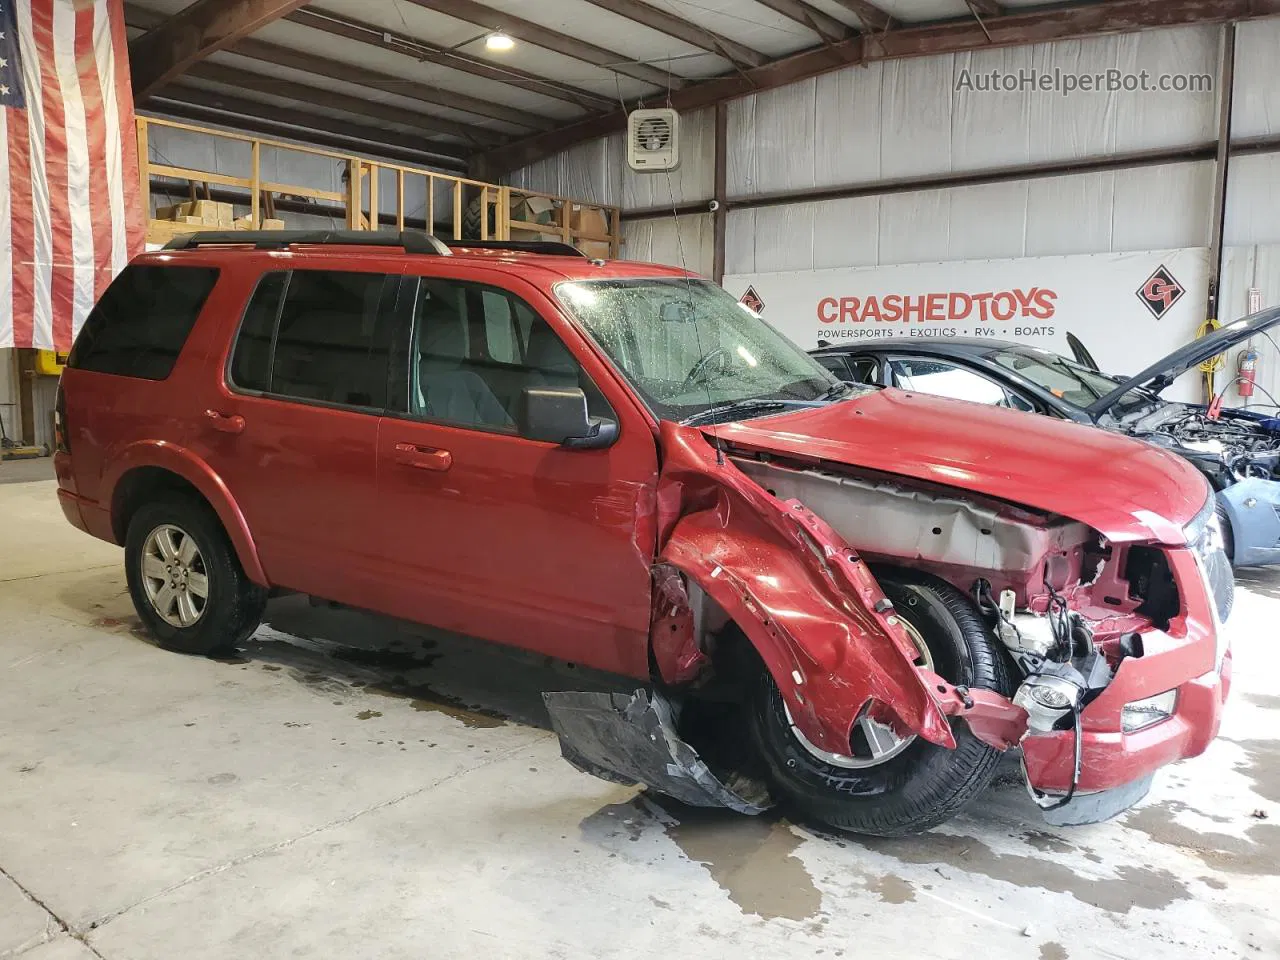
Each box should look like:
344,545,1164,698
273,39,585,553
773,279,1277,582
547,276,1231,834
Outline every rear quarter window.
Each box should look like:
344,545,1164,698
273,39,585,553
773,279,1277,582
67,265,219,380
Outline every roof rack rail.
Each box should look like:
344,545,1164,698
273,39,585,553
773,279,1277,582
451,239,589,258
162,230,452,255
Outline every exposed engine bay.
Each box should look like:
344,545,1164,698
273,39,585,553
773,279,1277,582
1121,403,1280,485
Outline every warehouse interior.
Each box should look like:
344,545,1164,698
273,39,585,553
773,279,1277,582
2,1,1280,958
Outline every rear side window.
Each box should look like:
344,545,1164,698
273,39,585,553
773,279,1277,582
68,265,218,380
229,270,401,409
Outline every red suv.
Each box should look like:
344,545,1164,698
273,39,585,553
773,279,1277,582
55,231,1231,836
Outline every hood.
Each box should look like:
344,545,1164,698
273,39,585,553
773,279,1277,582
715,389,1211,544
1086,306,1280,418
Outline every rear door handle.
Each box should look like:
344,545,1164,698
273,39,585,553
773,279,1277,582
204,410,246,435
394,442,452,472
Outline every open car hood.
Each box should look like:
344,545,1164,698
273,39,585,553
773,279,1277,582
716,388,1211,545
1085,306,1280,418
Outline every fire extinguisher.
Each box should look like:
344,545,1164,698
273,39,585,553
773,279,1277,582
1238,348,1259,399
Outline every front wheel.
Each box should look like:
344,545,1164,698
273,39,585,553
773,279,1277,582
125,495,267,656
747,571,1013,836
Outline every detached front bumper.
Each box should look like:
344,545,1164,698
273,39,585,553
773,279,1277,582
1020,547,1229,816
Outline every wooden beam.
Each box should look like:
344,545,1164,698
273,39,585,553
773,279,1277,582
752,0,850,41
827,0,895,32
125,5,554,130
185,62,504,145
402,0,684,89
579,0,767,68
286,8,615,112
128,0,311,99
150,88,470,168
483,0,1280,174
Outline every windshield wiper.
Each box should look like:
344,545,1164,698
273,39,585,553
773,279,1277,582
681,398,797,427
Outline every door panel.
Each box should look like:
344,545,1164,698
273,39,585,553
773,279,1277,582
373,274,659,678
199,269,404,602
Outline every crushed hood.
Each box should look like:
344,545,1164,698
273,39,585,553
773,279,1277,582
715,388,1210,544
1086,306,1280,418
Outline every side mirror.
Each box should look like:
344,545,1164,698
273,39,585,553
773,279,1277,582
518,387,618,450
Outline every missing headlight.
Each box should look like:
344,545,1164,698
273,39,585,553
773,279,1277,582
1123,546,1179,630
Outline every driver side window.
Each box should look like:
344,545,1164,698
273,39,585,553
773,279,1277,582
410,278,611,432
890,357,1024,409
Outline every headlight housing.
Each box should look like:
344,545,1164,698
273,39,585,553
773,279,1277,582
1122,689,1177,732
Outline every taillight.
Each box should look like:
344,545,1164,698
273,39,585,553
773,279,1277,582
54,382,69,454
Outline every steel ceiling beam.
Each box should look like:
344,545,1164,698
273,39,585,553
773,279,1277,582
285,8,615,112
479,0,1280,175
402,0,685,89
124,5,553,130
579,0,768,68
827,0,896,32
186,62,504,145
148,88,470,168
751,0,851,41
129,0,311,99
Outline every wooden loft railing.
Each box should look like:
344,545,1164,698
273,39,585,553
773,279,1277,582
136,116,622,256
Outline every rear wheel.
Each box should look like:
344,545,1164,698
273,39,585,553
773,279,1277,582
125,495,266,656
747,571,1013,836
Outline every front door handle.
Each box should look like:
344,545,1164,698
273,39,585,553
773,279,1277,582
204,410,246,435
394,442,452,472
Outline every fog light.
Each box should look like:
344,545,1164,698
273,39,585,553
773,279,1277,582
1122,690,1177,732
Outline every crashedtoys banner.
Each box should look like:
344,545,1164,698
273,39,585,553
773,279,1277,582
724,248,1210,402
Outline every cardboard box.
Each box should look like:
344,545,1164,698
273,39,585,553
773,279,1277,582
572,205,610,239
510,195,556,227
232,216,286,230
577,240,611,260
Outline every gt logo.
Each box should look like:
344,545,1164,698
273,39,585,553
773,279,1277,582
1137,265,1186,320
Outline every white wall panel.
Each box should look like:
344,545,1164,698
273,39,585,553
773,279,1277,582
811,196,881,271
622,213,714,276
1233,18,1280,139
813,64,884,188
1024,172,1115,256
1111,161,1215,251
1216,243,1280,402
947,181,1029,260
951,45,1034,170
879,56,954,180
1225,153,1280,247
724,160,1210,274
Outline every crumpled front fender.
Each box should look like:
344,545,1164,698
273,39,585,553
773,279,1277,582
654,422,955,756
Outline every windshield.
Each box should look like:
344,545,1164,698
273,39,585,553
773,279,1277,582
556,278,849,423
990,347,1154,416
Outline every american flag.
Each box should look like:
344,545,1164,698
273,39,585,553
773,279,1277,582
1,0,143,350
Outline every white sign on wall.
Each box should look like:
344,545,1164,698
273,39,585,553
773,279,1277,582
724,248,1211,402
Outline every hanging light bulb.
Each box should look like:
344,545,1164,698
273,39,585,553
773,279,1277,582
485,32,515,52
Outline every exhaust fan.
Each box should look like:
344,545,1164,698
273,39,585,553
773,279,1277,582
627,108,680,173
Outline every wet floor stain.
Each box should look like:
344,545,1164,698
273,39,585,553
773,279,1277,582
860,832,1190,913
1021,831,1076,855
867,873,915,904
368,684,506,729
1124,801,1280,877
1244,693,1280,712
659,806,823,922
89,615,152,643
1039,943,1068,960
1227,738,1280,806
355,710,382,720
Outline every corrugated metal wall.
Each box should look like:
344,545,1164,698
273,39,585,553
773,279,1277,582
508,19,1280,283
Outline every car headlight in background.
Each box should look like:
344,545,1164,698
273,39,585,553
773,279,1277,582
1122,690,1178,732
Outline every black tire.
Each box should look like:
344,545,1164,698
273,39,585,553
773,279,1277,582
125,494,267,656
462,196,494,240
747,570,1014,837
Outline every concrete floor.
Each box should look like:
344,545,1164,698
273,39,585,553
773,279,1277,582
2,478,1278,960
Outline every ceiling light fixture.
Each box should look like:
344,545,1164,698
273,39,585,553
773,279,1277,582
485,32,515,52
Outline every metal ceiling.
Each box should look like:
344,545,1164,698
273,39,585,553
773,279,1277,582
126,0,1280,173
